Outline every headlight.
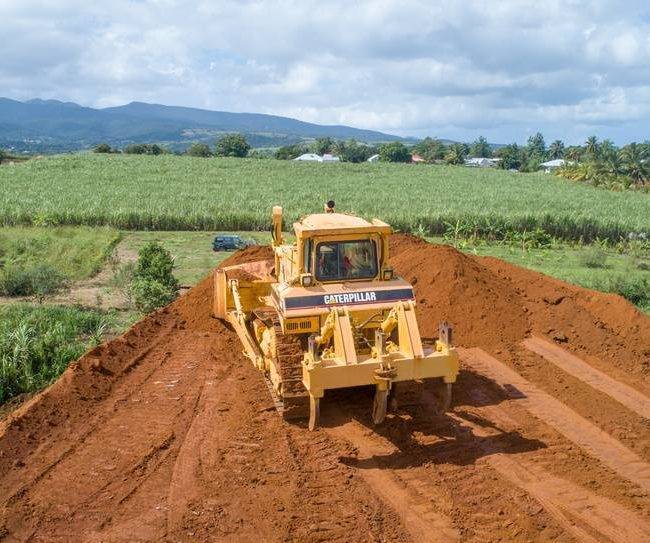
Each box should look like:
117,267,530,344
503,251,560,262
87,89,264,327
300,273,314,287
382,268,394,280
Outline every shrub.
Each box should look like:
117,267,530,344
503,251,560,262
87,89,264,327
413,137,446,162
215,134,250,158
130,242,179,313
496,144,524,170
131,277,177,313
186,143,212,157
444,143,467,165
93,143,114,154
0,305,112,403
0,263,67,301
379,141,411,163
334,140,375,163
312,137,334,155
124,143,165,155
275,143,309,160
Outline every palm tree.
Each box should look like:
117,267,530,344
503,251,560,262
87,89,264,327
585,136,599,158
605,154,623,176
565,147,582,162
548,140,565,159
599,139,617,161
620,143,649,185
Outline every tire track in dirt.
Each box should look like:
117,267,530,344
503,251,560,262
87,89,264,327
324,389,580,542
327,420,460,543
460,347,650,492
442,388,650,543
523,336,650,419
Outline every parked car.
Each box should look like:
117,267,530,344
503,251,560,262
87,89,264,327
212,234,255,252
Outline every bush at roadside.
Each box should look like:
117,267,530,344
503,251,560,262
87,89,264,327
129,242,179,313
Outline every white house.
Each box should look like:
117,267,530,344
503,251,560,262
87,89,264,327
367,154,380,162
465,157,499,168
294,153,323,162
293,153,340,162
539,159,567,173
322,154,340,162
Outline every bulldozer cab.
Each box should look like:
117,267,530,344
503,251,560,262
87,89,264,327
313,239,377,281
272,205,393,288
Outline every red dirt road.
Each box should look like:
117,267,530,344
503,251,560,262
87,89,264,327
1,235,648,542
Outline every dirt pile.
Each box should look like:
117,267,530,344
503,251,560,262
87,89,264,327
389,234,649,376
389,234,530,349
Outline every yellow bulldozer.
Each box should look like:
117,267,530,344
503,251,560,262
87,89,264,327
213,202,459,429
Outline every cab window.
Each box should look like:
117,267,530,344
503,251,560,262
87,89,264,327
315,240,377,281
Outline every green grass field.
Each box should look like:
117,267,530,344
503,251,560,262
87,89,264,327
0,226,120,280
1,154,648,242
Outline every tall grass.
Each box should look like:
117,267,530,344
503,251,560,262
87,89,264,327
1,155,648,242
0,226,120,280
0,304,113,404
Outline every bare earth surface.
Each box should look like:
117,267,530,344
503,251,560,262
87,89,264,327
0,235,649,542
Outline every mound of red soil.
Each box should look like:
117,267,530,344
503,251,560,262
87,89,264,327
172,245,274,332
389,234,649,377
389,234,530,349
220,244,273,267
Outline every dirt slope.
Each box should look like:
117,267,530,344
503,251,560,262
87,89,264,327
1,235,649,542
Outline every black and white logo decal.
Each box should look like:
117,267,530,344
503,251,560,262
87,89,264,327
283,288,414,310
323,291,377,304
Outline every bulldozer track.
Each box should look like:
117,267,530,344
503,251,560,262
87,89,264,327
460,347,650,492
523,336,650,419
445,399,650,543
271,316,310,421
326,421,460,543
281,429,395,542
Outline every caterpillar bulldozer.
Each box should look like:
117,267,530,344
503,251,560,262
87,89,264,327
213,202,459,430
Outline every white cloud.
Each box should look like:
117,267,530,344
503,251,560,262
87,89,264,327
1,0,649,143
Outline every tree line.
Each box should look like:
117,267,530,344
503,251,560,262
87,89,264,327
92,134,252,158
89,131,648,187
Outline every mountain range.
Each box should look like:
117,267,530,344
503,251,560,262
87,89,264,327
0,98,410,153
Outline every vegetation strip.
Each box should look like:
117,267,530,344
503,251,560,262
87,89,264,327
0,304,115,404
523,337,650,418
460,347,650,492
1,155,647,242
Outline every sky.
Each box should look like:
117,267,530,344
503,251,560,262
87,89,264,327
1,0,649,144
